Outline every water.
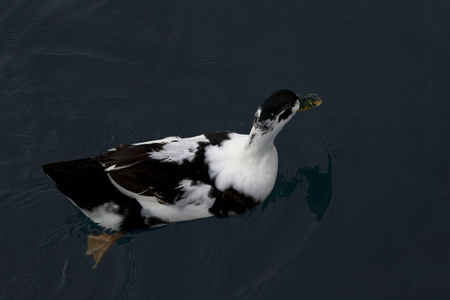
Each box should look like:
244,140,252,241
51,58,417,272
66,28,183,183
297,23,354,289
1,1,449,299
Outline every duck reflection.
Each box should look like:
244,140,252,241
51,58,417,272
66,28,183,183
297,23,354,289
264,153,332,220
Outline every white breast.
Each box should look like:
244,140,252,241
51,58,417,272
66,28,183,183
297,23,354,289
205,133,278,201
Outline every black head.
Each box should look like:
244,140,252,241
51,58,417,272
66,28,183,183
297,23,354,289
256,90,299,123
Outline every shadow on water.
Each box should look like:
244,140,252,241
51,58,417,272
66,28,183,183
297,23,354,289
264,153,333,220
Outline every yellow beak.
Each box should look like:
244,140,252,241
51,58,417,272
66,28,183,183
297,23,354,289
297,94,322,112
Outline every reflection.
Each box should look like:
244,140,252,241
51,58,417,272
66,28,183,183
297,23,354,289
299,153,333,220
263,153,333,220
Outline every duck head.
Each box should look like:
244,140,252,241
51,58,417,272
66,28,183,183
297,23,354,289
248,90,322,148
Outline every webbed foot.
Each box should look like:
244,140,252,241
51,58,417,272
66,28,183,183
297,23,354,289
85,232,123,268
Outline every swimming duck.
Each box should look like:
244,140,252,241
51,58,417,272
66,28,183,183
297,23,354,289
43,90,322,268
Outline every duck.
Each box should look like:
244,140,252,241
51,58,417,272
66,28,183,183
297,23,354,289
43,89,322,268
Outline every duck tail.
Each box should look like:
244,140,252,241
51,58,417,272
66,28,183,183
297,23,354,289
42,156,108,210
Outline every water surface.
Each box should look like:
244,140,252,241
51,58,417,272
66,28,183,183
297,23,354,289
1,1,449,299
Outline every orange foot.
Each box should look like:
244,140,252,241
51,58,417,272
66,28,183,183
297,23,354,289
85,231,123,268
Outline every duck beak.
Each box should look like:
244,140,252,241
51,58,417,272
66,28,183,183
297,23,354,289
298,94,322,111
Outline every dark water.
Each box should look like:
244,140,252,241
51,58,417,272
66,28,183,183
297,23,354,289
1,1,449,299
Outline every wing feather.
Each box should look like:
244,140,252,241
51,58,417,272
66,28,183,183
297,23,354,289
102,135,211,204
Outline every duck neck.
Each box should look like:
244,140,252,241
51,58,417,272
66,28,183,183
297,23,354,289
245,125,281,155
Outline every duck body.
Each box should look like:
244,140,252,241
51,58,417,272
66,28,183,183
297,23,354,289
43,90,322,267
44,131,278,232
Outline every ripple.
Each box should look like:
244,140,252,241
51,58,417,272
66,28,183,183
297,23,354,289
32,0,78,23
0,30,22,48
38,220,70,247
186,45,246,69
120,240,144,300
96,87,133,99
57,258,68,290
31,45,126,63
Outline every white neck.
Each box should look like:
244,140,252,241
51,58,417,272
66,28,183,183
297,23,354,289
245,128,274,153
245,118,286,155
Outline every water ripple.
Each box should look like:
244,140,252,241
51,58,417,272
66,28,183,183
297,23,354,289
121,241,143,300
31,45,126,63
186,45,246,69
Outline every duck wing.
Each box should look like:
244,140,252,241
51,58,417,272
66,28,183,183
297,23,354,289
103,135,213,204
